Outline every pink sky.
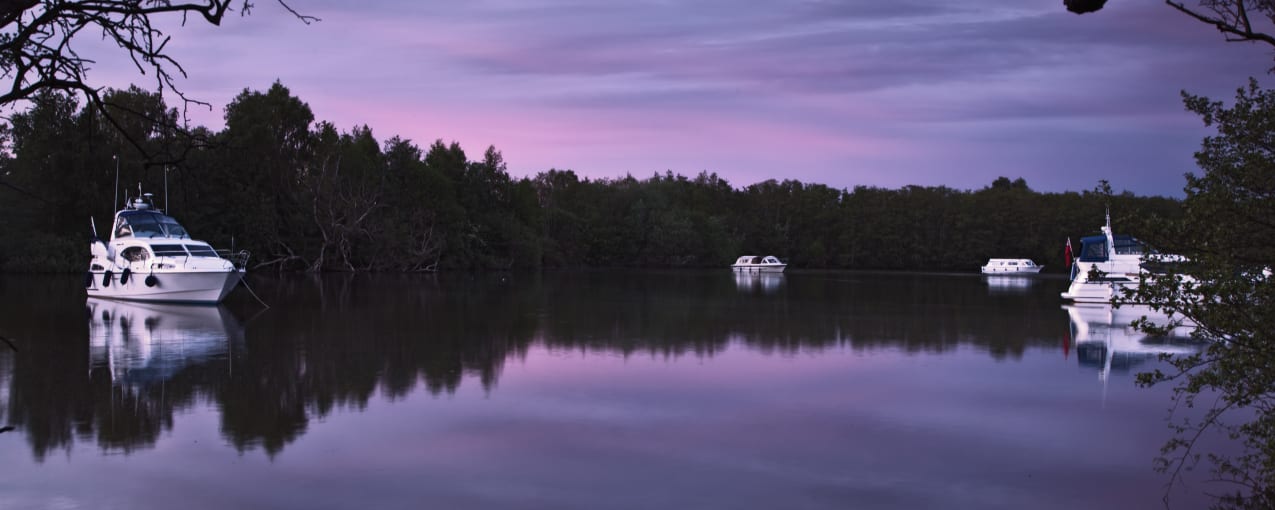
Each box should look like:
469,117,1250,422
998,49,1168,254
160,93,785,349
60,0,1275,196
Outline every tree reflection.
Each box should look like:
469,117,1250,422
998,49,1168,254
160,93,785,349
1,271,1076,459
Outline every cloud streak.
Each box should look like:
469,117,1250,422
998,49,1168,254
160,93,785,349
71,0,1275,196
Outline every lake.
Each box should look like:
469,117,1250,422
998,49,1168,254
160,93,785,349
0,270,1209,509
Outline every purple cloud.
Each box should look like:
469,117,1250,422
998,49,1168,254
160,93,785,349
61,0,1275,196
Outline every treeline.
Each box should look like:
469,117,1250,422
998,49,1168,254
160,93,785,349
0,82,1182,273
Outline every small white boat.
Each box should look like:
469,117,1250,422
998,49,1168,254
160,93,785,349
731,255,786,273
85,191,246,304
980,258,1043,274
1060,211,1182,304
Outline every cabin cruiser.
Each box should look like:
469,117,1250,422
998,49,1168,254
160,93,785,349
1060,212,1180,304
86,192,246,304
731,255,786,273
981,258,1043,274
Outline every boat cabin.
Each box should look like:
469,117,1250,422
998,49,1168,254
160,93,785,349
113,210,190,240
1077,234,1145,263
735,255,782,265
981,258,1043,274
985,259,1037,268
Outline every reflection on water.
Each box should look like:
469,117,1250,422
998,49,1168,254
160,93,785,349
87,299,239,385
733,271,784,294
984,274,1037,294
1064,303,1201,381
0,272,1216,509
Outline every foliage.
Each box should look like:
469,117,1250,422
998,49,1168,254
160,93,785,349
1129,80,1275,510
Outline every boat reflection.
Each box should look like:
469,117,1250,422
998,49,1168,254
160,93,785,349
983,275,1037,295
733,271,784,294
1064,303,1200,382
87,298,241,385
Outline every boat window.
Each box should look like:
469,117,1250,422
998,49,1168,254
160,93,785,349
121,246,149,262
1078,236,1108,262
151,244,188,257
119,211,190,238
186,243,218,257
159,216,189,238
1113,235,1144,255
114,217,132,238
128,215,164,237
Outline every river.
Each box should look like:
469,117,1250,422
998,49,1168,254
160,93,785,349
0,270,1208,509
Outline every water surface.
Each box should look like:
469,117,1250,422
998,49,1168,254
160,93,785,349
0,271,1206,509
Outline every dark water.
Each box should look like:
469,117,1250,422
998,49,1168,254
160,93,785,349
0,271,1207,509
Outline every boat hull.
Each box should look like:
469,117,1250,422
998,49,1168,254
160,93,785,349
981,266,1044,275
731,264,786,273
86,269,243,304
1060,281,1125,303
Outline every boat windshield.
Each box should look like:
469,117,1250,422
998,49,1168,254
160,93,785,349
114,211,190,239
1078,235,1108,262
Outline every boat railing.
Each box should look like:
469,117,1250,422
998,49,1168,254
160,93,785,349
218,249,251,270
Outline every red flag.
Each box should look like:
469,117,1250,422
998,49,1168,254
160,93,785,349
1064,238,1073,268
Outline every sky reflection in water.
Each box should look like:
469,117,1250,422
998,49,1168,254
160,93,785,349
0,271,1207,509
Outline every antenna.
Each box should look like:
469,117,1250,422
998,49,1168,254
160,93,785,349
164,166,169,215
112,155,119,211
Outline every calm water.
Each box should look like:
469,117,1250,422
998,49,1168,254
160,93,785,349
0,271,1208,509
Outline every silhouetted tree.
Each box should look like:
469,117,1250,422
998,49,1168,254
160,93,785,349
1132,80,1275,510
1068,1,1275,55
0,1,316,161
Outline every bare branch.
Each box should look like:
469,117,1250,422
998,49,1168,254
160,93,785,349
1165,0,1275,46
0,0,318,162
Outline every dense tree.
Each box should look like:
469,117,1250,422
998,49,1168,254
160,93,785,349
1130,81,1275,510
0,82,1183,274
375,136,445,271
214,81,316,270
1066,2,1275,507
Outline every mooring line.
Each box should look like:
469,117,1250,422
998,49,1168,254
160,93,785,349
239,277,271,309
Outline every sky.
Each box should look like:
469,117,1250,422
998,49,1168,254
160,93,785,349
75,0,1275,197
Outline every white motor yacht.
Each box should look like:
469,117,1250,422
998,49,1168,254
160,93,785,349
731,255,786,273
86,192,246,304
981,258,1043,274
1060,212,1180,304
